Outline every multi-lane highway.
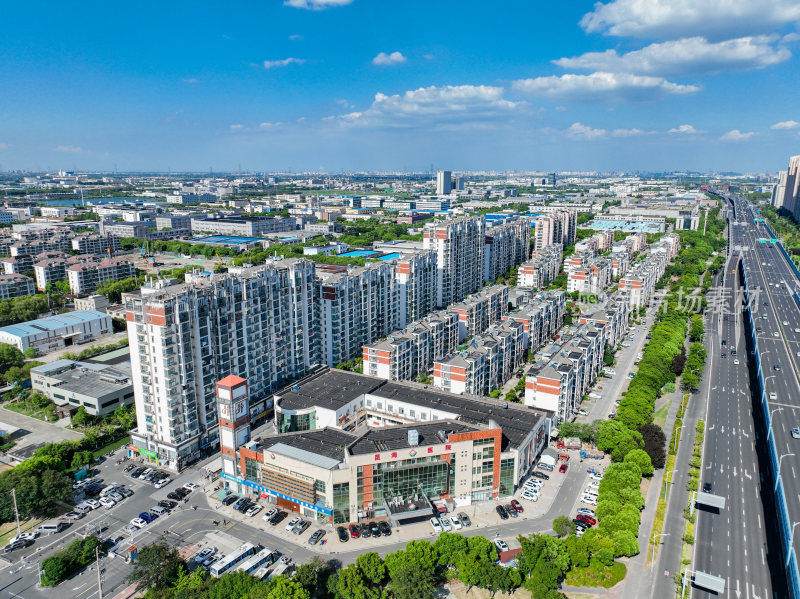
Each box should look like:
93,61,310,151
698,191,800,597
691,230,782,598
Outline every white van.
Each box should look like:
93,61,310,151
150,505,168,516
138,468,153,480
36,520,68,534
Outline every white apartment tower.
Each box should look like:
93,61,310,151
124,259,319,471
423,215,486,308
436,170,453,195
318,262,398,367
394,250,437,328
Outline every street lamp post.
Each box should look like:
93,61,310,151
664,468,677,500
651,533,670,565
776,453,796,490
673,424,683,453
788,522,800,565
769,406,783,425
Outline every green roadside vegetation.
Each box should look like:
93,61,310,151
130,523,635,599
41,535,104,586
676,420,705,589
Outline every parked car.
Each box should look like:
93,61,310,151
154,478,171,489
510,499,523,513
378,521,392,536
308,530,326,545
576,514,597,526
559,463,568,473
430,518,442,533
4,539,33,553
222,495,238,506
293,521,311,535
458,513,471,527
194,548,214,563
360,522,371,538
495,505,509,520
531,471,550,481
98,497,116,508
65,511,85,520
269,511,288,526
246,504,262,517
440,517,452,531
349,523,360,539
577,508,596,517
263,508,278,521
494,539,509,552
285,517,300,532
450,515,462,530
369,521,380,537
130,518,147,528
504,504,518,518
337,526,349,542
85,499,101,510
184,483,199,491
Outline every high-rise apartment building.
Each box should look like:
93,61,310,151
423,215,486,308
436,170,452,195
124,259,319,471
778,155,800,217
533,210,577,249
483,219,531,283
772,170,788,209
393,250,437,328
318,262,398,367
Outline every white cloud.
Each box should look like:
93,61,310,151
567,122,607,140
263,57,306,69
289,34,303,41
512,72,700,102
54,145,82,153
0,143,8,150
332,84,521,128
182,78,199,84
424,54,435,60
720,129,756,141
612,127,649,137
580,0,800,39
553,36,790,77
669,124,700,134
229,124,244,131
284,0,352,9
335,99,355,109
373,51,407,66
771,120,800,130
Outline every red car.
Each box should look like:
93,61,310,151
559,463,568,473
348,523,360,539
509,499,523,513
576,514,597,526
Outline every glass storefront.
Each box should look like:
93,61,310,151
333,482,350,524
276,409,316,433
499,457,515,497
370,458,450,505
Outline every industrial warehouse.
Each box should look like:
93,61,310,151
215,368,552,526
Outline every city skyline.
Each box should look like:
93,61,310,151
1,0,799,172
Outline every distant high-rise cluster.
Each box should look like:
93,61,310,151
773,155,800,215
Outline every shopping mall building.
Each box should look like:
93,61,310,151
216,368,551,525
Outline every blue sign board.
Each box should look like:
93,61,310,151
220,472,333,515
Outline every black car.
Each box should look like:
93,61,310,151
4,539,33,553
378,521,392,536
359,522,371,538
531,471,550,481
167,492,182,501
336,526,349,542
175,487,190,499
496,505,509,520
369,521,380,536
730,348,736,355
158,500,176,510
130,467,145,478
703,482,712,493
573,519,588,531
222,495,239,506
232,497,248,511
308,530,326,545
504,504,518,518
269,510,288,526
237,499,252,513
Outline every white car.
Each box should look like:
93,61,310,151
587,481,600,489
122,524,138,535
734,359,739,365
783,321,789,326
99,497,116,508
9,533,37,544
130,518,147,529
589,393,601,400
770,392,777,400
495,539,509,552
246,504,262,517
154,478,171,489
285,517,300,532
590,473,603,481
524,481,543,491
774,332,780,337
578,409,589,416
577,508,596,517
521,490,539,501
183,483,199,491
450,515,462,530
581,496,598,506
194,548,214,563
85,499,101,510
429,518,442,533
263,508,278,521
440,517,452,532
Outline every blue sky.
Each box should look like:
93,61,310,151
1,0,800,173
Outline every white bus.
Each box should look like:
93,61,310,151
235,547,276,575
210,542,256,578
267,562,292,580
